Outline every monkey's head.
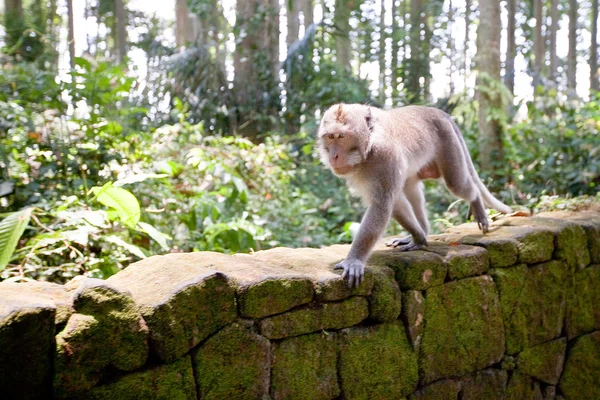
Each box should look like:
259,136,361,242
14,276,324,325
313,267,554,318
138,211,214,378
317,104,374,176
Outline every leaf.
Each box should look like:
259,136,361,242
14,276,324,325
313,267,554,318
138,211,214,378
104,235,147,259
114,173,168,187
138,222,171,251
0,208,33,271
91,184,141,229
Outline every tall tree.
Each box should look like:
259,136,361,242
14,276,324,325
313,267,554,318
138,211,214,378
476,0,504,175
175,0,190,47
505,0,516,96
390,0,400,103
115,0,127,63
549,0,558,81
463,0,472,90
334,0,353,72
406,0,424,102
287,0,300,48
591,0,599,93
67,0,75,68
301,0,313,27
234,0,281,138
533,0,544,88
378,0,387,103
567,0,577,96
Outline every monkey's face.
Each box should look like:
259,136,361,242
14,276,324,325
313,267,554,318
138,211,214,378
320,131,364,175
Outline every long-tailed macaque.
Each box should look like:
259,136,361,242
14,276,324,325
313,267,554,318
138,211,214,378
317,104,511,287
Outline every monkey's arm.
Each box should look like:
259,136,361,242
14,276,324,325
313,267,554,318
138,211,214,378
335,195,393,288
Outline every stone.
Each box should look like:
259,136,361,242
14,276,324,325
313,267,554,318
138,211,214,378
460,369,508,400
339,321,418,399
499,216,590,270
83,356,196,400
431,224,520,267
558,331,600,400
426,243,489,280
271,332,339,400
107,253,236,362
368,265,402,322
239,246,373,303
0,285,56,399
491,261,567,354
505,371,535,400
565,264,600,338
419,276,505,384
370,247,447,290
402,290,425,349
193,320,270,400
259,296,369,339
408,379,459,400
517,338,566,385
53,279,149,398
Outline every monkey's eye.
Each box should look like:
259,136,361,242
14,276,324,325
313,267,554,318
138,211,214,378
349,146,358,152
339,133,346,138
327,133,335,139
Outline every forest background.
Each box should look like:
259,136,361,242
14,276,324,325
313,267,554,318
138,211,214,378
0,0,598,283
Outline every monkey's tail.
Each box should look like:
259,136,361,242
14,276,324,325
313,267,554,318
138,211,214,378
448,118,513,214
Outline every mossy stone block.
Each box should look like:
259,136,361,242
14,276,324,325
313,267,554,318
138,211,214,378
259,296,368,339
272,332,339,400
368,266,402,322
237,277,314,318
491,261,567,354
0,287,56,400
505,371,535,400
419,276,505,384
402,290,425,349
426,244,489,280
460,369,507,400
517,337,566,385
339,321,418,399
370,249,446,290
193,320,270,400
558,331,600,400
566,265,600,338
84,356,196,400
408,379,459,400
54,279,149,398
107,253,237,362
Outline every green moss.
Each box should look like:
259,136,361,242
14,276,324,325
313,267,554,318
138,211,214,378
491,261,567,355
271,332,339,400
419,276,505,384
459,369,508,400
0,300,55,400
408,379,459,400
515,229,555,264
460,236,518,268
238,278,314,318
53,281,148,398
193,320,270,400
259,296,369,339
83,356,196,400
402,290,425,349
315,269,374,302
339,321,418,399
559,331,600,400
505,371,535,400
566,265,600,339
517,338,566,385
368,266,402,322
370,250,446,290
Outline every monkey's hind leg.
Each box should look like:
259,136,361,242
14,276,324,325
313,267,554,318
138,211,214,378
388,194,428,251
386,178,429,249
469,196,489,233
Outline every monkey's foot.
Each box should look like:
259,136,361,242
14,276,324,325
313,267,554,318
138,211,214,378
397,241,426,252
386,236,412,247
334,258,365,288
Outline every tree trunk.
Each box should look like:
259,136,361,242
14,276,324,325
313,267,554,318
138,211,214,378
505,0,516,96
448,0,455,95
115,0,127,64
234,0,281,138
464,0,471,90
406,0,423,102
391,0,399,104
476,0,504,176
549,0,558,80
533,0,544,88
67,0,75,68
591,0,599,93
175,0,189,47
334,0,352,72
288,0,300,47
378,0,386,103
301,0,313,27
567,0,577,96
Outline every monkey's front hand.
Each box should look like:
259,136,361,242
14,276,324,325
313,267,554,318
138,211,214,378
334,258,364,288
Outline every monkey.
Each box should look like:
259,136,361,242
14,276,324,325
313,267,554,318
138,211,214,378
317,103,512,288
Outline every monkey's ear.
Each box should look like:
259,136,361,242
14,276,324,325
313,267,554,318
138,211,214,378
365,107,374,131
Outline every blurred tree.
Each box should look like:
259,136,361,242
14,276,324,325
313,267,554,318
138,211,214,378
568,0,577,96
591,0,599,93
334,0,353,72
549,0,558,81
67,0,75,68
115,0,127,63
505,0,516,97
532,0,543,89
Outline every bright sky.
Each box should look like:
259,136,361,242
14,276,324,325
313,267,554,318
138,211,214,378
60,0,594,105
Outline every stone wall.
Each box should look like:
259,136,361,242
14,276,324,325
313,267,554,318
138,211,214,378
1,211,600,400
